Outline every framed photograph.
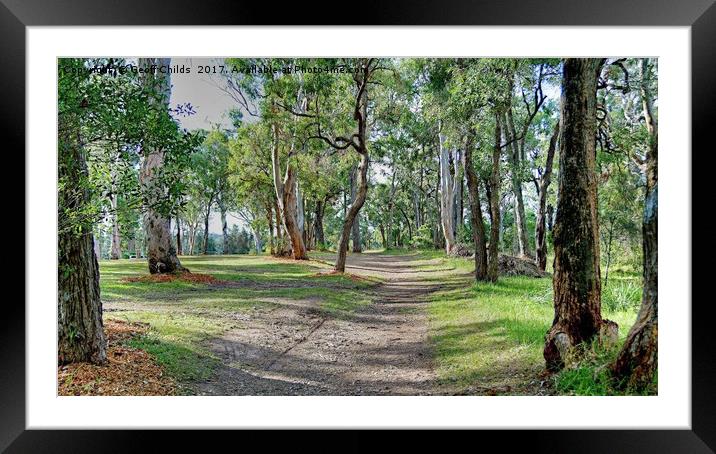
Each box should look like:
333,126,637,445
7,0,713,450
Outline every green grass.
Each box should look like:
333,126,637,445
100,254,380,388
554,341,658,396
424,254,646,395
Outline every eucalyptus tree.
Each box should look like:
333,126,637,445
533,119,559,271
191,129,231,254
502,61,554,258
229,121,278,254
216,58,306,259
612,58,658,390
58,58,108,364
446,59,494,280
544,58,618,371
137,58,199,273
304,58,384,272
424,61,460,253
59,58,175,362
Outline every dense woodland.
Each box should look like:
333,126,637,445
58,57,657,393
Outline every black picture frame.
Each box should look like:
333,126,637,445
5,0,712,451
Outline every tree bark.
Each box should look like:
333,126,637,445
266,201,275,255
296,180,305,239
138,58,186,274
544,58,615,372
612,58,658,390
271,121,308,260
350,165,362,253
453,149,463,239
535,121,559,271
506,110,531,258
413,186,421,231
281,165,308,259
58,107,107,364
439,124,456,253
487,113,503,282
334,59,373,272
463,132,489,281
219,195,229,254
313,199,326,248
175,216,182,255
128,236,137,258
336,152,369,271
397,205,413,241
386,169,397,249
188,221,197,255
603,222,614,288
109,192,121,260
202,195,212,255
251,226,263,255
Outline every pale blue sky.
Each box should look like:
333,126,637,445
168,57,243,233
169,57,237,132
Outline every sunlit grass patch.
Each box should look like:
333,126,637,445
424,254,643,395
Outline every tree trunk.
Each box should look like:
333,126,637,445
296,180,305,239
219,196,229,254
604,223,614,288
333,59,374,271
175,216,182,255
612,58,658,390
439,124,456,253
350,166,362,253
128,236,137,258
453,149,463,239
110,193,121,260
266,202,275,255
304,199,312,249
188,222,197,255
505,109,531,258
487,113,503,282
544,58,615,372
251,227,263,255
271,121,308,260
202,197,212,255
58,109,107,365
313,198,326,248
535,121,559,271
336,152,368,271
464,133,489,281
281,166,308,260
413,185,421,231
433,165,444,250
399,206,413,241
138,58,186,274
385,168,397,249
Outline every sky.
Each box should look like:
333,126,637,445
168,58,246,234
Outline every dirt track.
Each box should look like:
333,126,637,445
193,253,460,396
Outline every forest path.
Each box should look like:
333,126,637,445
193,252,464,395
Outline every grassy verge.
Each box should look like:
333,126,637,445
423,253,648,395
